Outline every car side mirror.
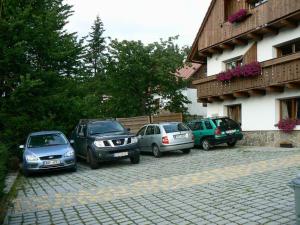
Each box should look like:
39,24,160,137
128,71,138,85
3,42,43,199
127,128,131,132
69,140,74,144
19,145,24,149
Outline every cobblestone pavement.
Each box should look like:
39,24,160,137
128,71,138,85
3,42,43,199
5,146,300,225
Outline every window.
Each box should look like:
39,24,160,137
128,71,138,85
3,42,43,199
137,126,147,136
277,40,300,57
163,123,189,133
145,126,155,135
204,121,213,129
154,126,161,135
28,133,67,148
280,98,300,120
78,125,86,137
225,57,243,70
227,104,242,125
192,122,204,131
249,0,268,8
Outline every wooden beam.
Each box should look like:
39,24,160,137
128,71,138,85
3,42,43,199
261,27,278,35
280,19,297,28
198,51,212,58
208,97,223,102
219,94,236,100
199,98,211,103
248,89,266,96
233,92,249,98
207,47,222,54
247,33,262,41
266,86,284,93
286,83,300,89
219,43,234,50
232,38,248,46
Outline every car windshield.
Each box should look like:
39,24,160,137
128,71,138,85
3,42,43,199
89,121,124,135
212,118,240,130
28,133,68,148
163,123,189,133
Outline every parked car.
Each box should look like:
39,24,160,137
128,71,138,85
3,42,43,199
136,122,194,157
187,117,243,150
20,131,77,176
71,119,140,169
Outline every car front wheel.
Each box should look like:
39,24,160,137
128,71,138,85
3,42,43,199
87,149,99,169
130,153,140,164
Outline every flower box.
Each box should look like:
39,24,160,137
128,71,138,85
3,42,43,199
216,62,261,82
228,9,248,24
277,119,297,133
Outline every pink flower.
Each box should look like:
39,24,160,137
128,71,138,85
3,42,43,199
228,9,248,24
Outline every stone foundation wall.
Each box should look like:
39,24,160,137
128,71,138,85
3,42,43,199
238,130,300,147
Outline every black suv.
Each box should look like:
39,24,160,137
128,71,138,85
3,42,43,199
71,119,140,169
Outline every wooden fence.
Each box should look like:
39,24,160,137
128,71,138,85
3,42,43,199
117,113,183,134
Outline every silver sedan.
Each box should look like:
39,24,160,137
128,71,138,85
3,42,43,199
136,122,194,157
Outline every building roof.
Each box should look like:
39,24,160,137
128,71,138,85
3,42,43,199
176,63,201,80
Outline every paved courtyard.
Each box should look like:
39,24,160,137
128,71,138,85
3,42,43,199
4,146,300,225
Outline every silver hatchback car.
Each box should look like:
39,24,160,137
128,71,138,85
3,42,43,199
136,122,194,157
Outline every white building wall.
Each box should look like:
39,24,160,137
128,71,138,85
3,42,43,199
182,88,207,116
207,41,254,76
257,25,300,62
207,89,300,131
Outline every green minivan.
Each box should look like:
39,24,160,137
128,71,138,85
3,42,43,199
187,117,243,150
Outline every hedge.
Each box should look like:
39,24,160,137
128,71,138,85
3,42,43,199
0,143,8,197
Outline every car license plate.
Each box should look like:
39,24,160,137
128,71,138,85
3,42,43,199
114,152,128,157
226,130,236,134
174,134,187,139
44,159,60,165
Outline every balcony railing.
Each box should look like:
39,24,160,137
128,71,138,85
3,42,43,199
193,53,300,102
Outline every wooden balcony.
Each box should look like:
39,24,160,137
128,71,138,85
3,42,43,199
193,53,300,103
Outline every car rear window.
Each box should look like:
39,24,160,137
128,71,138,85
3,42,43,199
163,123,189,133
212,118,240,130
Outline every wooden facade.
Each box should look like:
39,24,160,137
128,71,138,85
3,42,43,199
193,53,300,103
189,0,300,62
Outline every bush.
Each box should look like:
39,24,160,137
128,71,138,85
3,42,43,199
0,143,8,197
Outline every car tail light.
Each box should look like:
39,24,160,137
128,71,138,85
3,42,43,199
192,134,194,140
215,127,222,135
162,136,169,144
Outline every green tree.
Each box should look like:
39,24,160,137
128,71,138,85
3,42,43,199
103,37,190,118
0,0,100,151
85,15,106,77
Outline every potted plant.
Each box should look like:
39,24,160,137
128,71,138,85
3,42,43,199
228,9,249,24
216,61,261,82
277,118,297,133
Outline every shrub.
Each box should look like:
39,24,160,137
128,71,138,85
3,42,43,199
228,9,248,24
0,143,8,197
278,119,297,133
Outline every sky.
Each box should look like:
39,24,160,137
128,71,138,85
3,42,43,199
65,0,211,47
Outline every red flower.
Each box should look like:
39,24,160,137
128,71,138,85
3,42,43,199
278,119,297,133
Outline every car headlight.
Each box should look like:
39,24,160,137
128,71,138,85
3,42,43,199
94,140,105,147
131,137,138,143
25,154,39,162
64,150,74,157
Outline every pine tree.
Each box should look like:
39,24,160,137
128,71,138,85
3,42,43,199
85,15,106,77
